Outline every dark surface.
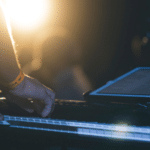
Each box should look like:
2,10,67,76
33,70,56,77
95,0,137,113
0,98,150,150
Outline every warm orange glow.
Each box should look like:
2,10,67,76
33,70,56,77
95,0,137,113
22,27,70,74
5,0,50,29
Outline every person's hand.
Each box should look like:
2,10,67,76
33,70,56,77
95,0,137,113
3,75,55,118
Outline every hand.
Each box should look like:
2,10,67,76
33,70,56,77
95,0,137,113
3,75,55,118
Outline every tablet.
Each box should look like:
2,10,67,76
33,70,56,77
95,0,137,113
87,67,150,104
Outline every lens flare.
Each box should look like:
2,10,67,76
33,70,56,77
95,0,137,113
5,0,49,29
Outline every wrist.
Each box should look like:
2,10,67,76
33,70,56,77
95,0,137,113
9,70,25,90
0,70,25,91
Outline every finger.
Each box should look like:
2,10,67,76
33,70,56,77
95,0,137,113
45,88,55,100
33,99,45,116
41,96,54,118
45,87,55,113
46,101,55,118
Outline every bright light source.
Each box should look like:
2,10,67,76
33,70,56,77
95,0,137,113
5,0,49,29
115,124,128,132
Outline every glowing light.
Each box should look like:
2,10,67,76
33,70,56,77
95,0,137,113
5,0,49,29
114,124,128,132
22,27,71,74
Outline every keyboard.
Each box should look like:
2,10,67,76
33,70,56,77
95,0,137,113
1,115,150,143
0,99,150,143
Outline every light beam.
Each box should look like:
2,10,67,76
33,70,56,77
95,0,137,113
5,0,49,29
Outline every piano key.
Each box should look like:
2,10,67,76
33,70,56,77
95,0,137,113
1,100,150,144
2,114,150,142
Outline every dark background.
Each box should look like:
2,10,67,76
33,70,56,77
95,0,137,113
77,0,150,88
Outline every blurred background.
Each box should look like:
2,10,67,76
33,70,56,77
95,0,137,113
1,0,150,100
